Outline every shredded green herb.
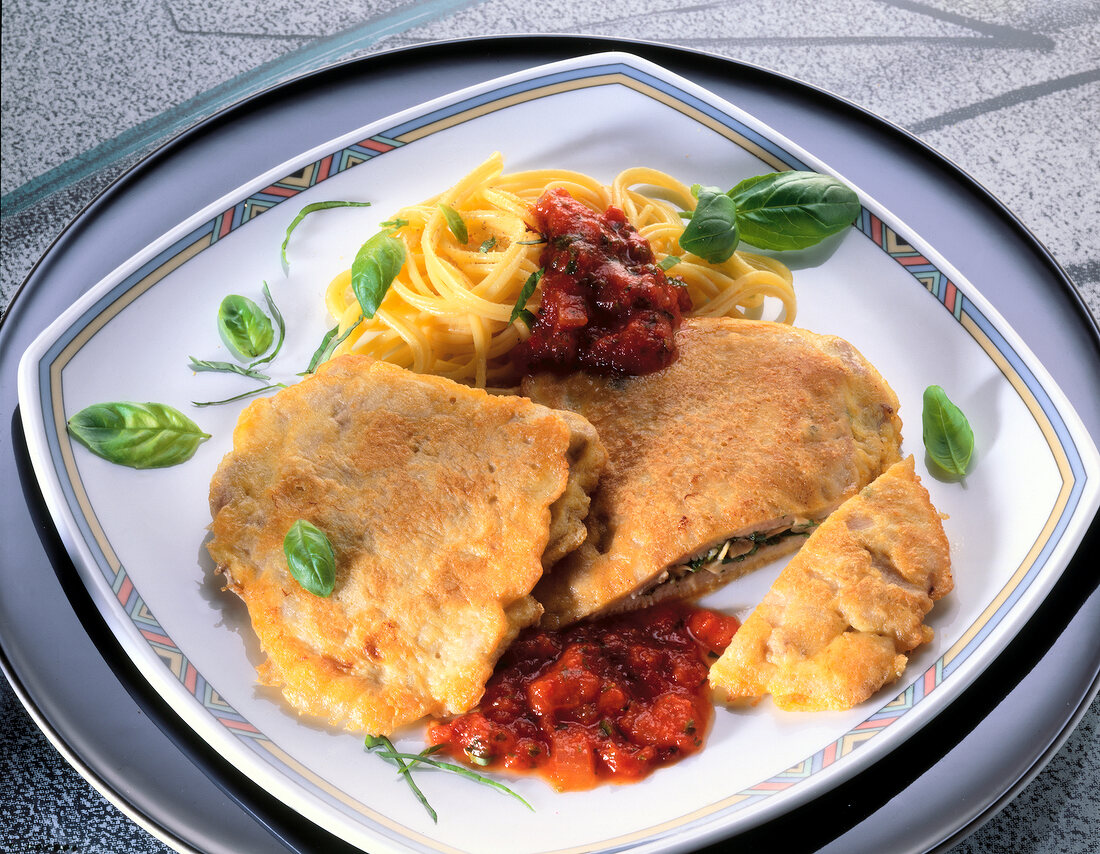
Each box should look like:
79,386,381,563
191,383,286,407
188,357,271,383
281,200,371,269
248,282,286,368
510,269,543,324
364,735,532,823
303,318,363,374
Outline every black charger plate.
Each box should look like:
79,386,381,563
2,36,1098,853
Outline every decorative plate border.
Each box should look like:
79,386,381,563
21,54,1096,852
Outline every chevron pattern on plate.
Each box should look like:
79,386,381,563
857,209,963,320
207,135,404,245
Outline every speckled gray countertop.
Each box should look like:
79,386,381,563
2,2,1098,852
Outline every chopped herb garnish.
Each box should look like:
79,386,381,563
365,735,437,823
188,357,271,383
192,383,286,407
248,282,286,368
364,735,532,823
658,255,681,271
478,236,497,253
304,319,362,374
439,204,468,243
281,200,372,269
510,268,543,324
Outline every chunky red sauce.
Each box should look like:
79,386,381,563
427,604,739,791
513,188,692,377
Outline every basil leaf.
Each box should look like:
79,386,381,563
352,231,406,319
478,237,497,253
249,282,286,368
730,171,860,251
439,204,468,243
283,520,336,597
218,294,273,360
281,200,371,268
922,385,974,476
658,255,681,271
510,269,543,323
67,402,210,469
679,187,740,264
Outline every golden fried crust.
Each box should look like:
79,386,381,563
708,457,953,711
544,410,608,568
522,318,903,627
207,355,600,735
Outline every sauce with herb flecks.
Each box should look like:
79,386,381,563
513,188,692,376
427,603,739,791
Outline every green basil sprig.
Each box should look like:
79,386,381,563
352,230,406,320
729,171,860,251
283,519,336,597
678,171,860,261
439,204,468,243
191,283,288,406
679,185,740,264
67,402,210,469
281,200,372,268
364,735,533,824
218,294,273,360
922,385,974,476
303,318,363,374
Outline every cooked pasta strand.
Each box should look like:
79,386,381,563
324,153,797,385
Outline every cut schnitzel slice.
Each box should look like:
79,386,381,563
708,456,952,711
522,317,903,628
206,355,605,735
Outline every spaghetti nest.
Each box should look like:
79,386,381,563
324,153,796,387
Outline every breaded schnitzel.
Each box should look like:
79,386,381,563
522,317,903,628
708,456,952,711
206,355,605,735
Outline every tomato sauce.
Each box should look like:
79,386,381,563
427,604,739,791
513,188,692,377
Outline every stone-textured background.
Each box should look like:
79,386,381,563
2,1,1097,851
